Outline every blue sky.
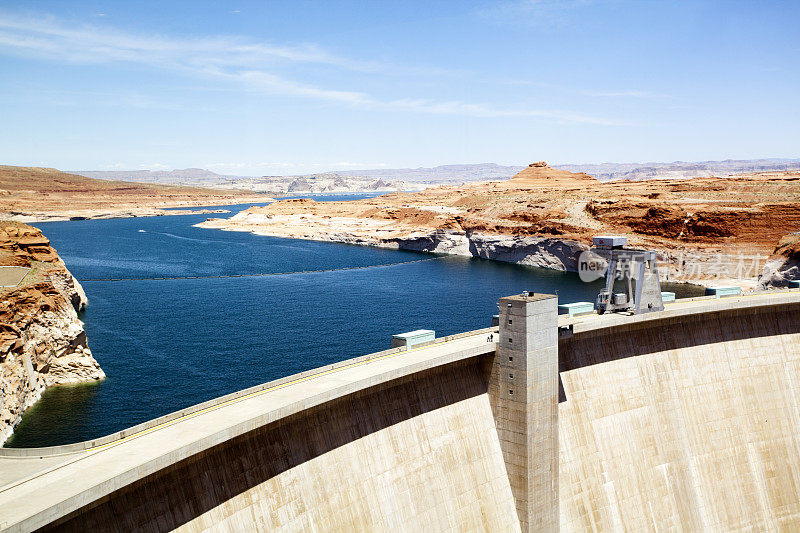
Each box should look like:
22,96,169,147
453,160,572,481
0,1,798,175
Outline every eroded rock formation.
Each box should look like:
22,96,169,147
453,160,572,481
758,234,800,289
0,222,104,445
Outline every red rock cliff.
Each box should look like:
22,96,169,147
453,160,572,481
0,222,104,445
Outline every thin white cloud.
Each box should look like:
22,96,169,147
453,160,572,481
0,10,628,126
476,0,596,23
216,72,625,124
214,68,374,105
0,12,378,70
386,98,630,125
490,79,674,101
580,90,674,99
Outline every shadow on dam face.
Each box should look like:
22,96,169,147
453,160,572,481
43,357,513,532
559,303,800,376
557,299,800,532
556,305,800,404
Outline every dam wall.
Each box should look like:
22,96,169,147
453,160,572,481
0,330,511,532
1,291,799,531
558,298,800,531
45,359,520,532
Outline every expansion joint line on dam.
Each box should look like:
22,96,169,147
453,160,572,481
79,256,448,282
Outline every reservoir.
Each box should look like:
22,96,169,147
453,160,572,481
5,197,702,447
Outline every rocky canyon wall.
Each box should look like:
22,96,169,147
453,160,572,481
758,234,800,289
0,222,104,446
392,231,588,271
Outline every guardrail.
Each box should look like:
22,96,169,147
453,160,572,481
0,326,498,458
560,288,800,335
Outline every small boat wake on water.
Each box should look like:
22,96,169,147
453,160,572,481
79,255,450,282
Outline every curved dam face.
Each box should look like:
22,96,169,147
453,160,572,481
48,360,520,532
1,291,798,532
559,301,800,531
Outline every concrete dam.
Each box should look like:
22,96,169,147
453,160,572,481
0,290,799,532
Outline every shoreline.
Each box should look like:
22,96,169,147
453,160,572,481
197,217,761,290
0,223,105,447
3,191,396,223
2,196,274,223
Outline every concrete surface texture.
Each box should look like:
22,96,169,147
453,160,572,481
0,330,501,532
47,360,521,532
492,293,559,531
558,297,800,531
0,291,798,531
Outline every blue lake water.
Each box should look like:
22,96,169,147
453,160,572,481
5,198,703,447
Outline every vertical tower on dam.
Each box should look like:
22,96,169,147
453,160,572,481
492,293,559,532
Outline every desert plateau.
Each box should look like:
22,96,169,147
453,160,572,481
0,165,272,222
200,162,800,288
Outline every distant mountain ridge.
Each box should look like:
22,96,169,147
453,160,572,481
77,168,227,182
330,163,526,183
71,169,424,195
72,158,800,193
555,158,800,181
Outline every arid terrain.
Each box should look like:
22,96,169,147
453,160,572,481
0,166,272,222
76,158,800,191
76,168,419,195
558,158,800,181
200,162,800,287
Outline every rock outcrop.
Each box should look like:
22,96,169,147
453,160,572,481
758,234,800,289
393,231,588,271
0,222,104,446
